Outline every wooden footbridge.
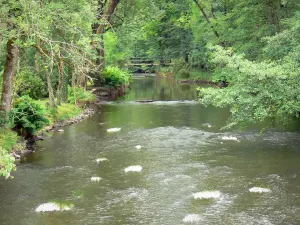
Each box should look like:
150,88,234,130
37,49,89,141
126,57,173,73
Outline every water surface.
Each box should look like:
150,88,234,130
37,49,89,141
0,75,300,225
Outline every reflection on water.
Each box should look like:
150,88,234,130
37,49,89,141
0,76,300,225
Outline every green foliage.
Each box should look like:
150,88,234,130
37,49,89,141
103,66,131,86
104,31,127,66
0,128,19,151
0,129,18,179
15,69,47,99
68,86,96,105
55,103,82,121
198,44,300,128
9,95,49,135
172,59,191,79
0,147,16,179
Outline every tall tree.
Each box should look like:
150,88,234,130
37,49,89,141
0,39,19,123
93,0,121,72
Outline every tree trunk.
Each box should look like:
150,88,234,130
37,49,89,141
193,0,220,38
56,53,64,105
185,54,189,63
47,71,55,109
0,33,2,59
0,39,19,125
47,53,56,109
71,68,77,105
267,1,280,33
95,0,121,68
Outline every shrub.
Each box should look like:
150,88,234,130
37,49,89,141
15,69,47,99
0,129,18,179
102,66,131,86
0,128,19,151
178,68,190,79
172,58,191,79
68,86,96,105
0,147,16,179
9,95,49,136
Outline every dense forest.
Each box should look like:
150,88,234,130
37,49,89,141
1,0,300,178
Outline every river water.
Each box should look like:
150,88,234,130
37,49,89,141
1,75,300,225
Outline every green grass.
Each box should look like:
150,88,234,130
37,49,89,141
34,100,83,124
56,103,82,121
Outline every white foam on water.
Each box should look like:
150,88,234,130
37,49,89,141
91,176,102,182
193,191,221,200
182,214,201,223
249,187,271,193
57,129,64,132
107,128,121,133
35,202,72,212
124,165,143,173
221,136,239,141
96,158,108,163
135,145,142,150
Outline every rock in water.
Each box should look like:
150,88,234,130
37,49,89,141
193,191,221,200
35,202,73,212
221,136,239,141
182,214,201,223
107,128,121,133
96,158,108,163
58,129,64,132
124,165,143,173
249,187,271,193
91,177,102,182
135,145,142,150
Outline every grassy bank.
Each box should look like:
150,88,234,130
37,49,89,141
34,100,83,125
0,86,96,179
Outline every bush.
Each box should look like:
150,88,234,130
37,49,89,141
9,95,49,136
68,86,96,105
172,58,191,79
15,69,47,99
0,129,18,179
178,68,190,79
0,147,16,179
0,128,19,151
102,66,131,86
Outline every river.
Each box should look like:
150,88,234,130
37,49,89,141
1,75,300,225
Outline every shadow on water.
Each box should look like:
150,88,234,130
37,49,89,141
1,75,300,225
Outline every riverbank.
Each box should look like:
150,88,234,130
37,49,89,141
9,104,95,159
157,68,217,86
9,85,128,160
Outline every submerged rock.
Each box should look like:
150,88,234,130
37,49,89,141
96,158,108,163
221,136,239,141
107,128,121,133
182,214,201,223
193,191,221,200
135,145,142,150
124,165,143,173
35,202,73,212
249,187,271,193
91,177,102,182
